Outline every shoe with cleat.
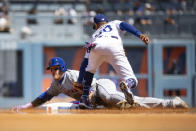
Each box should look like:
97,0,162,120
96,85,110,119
79,95,92,109
119,82,134,105
172,96,189,108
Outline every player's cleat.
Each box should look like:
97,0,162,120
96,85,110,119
79,96,92,109
172,96,189,108
119,82,134,105
116,101,133,109
117,100,150,109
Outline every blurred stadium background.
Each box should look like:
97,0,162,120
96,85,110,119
0,0,195,108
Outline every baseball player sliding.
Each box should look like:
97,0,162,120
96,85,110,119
12,57,188,111
93,78,188,109
78,14,150,109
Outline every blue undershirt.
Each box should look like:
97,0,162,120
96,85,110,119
38,91,53,100
31,91,53,107
119,22,142,37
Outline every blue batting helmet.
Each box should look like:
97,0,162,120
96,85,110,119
46,57,67,72
94,14,108,24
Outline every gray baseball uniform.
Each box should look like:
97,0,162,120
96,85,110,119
46,69,96,100
35,70,185,109
95,79,183,108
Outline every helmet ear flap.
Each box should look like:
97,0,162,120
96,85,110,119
59,65,66,72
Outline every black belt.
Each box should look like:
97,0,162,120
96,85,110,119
111,36,118,39
98,35,118,39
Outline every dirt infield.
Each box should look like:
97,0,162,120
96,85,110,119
0,108,196,131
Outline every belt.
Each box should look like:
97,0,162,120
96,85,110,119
98,35,118,40
111,36,118,39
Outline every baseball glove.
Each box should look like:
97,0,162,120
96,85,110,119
84,42,96,53
72,82,83,93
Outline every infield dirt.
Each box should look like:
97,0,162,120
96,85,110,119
0,108,196,131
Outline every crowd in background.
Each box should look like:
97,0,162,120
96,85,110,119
0,0,10,32
85,0,195,26
0,0,196,37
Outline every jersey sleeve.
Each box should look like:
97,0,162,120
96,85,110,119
119,21,142,37
46,81,61,96
113,20,123,30
31,91,53,107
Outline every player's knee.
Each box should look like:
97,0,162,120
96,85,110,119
134,78,138,86
126,78,138,89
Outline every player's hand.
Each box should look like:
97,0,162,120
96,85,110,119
12,103,33,112
72,82,83,93
12,105,26,112
84,42,96,52
89,90,96,106
140,34,150,45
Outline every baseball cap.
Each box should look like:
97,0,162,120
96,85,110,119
94,14,108,24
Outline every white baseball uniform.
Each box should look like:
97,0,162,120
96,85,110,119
86,20,138,86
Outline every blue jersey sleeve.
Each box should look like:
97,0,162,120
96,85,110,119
31,91,53,107
119,22,142,37
38,91,53,100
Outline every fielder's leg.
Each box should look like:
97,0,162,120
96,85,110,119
119,78,137,105
108,52,138,105
79,47,104,109
77,49,91,84
79,71,94,109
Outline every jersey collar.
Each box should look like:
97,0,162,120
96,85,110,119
58,73,65,84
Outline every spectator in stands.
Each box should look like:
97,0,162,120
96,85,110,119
140,3,154,25
164,6,177,25
127,17,135,26
132,1,154,25
163,2,179,34
0,2,10,33
96,7,104,14
82,9,96,26
54,7,67,24
27,5,38,25
179,0,187,12
133,0,144,16
20,26,32,39
164,16,176,25
127,0,143,25
67,7,78,24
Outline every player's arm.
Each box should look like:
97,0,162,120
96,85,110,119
119,22,150,45
31,91,53,107
13,91,53,111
